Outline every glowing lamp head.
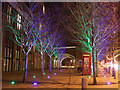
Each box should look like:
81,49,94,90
43,73,46,75
48,76,50,78
54,73,56,75
33,76,36,78
11,81,15,85
33,82,38,86
107,82,111,85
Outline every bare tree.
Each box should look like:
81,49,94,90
46,30,62,73
64,2,119,84
5,2,51,83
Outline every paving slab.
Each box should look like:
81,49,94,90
2,67,119,89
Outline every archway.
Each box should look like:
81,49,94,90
53,53,75,68
62,58,74,66
60,53,75,68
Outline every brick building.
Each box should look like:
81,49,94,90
2,2,50,72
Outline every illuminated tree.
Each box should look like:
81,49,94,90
53,43,65,70
5,2,50,83
93,3,119,77
35,36,50,76
46,30,62,73
65,2,119,84
64,2,96,84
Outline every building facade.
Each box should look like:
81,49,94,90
2,2,50,72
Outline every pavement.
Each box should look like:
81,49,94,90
1,66,119,90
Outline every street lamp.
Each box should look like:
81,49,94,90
70,60,73,66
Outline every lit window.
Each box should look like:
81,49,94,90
43,5,45,14
16,50,20,59
7,5,11,23
7,48,9,57
4,47,6,57
16,46,20,59
17,14,21,30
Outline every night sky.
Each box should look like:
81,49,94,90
44,2,77,46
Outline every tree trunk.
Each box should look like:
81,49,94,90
92,47,97,85
96,51,98,77
50,56,52,73
41,53,44,76
23,53,28,83
92,22,97,84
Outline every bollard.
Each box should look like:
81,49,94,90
82,78,88,90
108,67,110,74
